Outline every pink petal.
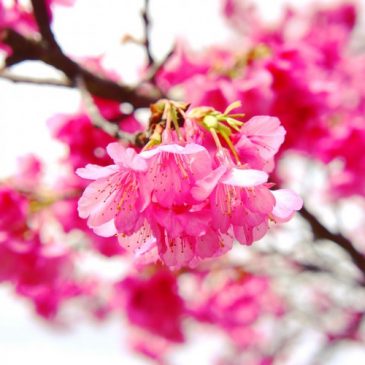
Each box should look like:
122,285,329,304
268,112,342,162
106,142,126,163
242,115,286,159
140,143,207,159
118,221,156,255
93,219,117,237
76,164,117,180
107,143,148,172
271,189,303,222
160,236,194,269
221,168,268,187
77,174,119,219
244,186,275,214
195,229,233,259
192,165,227,201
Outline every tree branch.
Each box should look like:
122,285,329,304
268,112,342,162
142,48,174,85
1,27,160,107
0,71,71,88
30,0,59,49
76,76,141,144
300,206,365,281
141,0,154,67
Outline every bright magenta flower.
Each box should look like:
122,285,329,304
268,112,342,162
0,187,28,234
115,270,185,342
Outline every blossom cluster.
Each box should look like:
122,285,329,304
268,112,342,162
0,170,82,319
77,100,302,269
156,0,365,198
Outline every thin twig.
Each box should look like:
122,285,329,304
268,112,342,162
76,76,137,143
2,27,159,106
300,206,365,281
141,0,154,67
143,48,174,85
0,71,72,88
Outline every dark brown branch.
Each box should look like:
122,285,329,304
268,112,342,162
143,48,174,85
300,206,365,280
0,71,71,88
1,28,160,107
1,0,164,108
30,0,59,49
141,0,154,67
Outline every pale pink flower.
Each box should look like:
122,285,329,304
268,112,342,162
13,154,43,190
77,142,148,237
118,219,158,265
52,197,124,257
271,189,303,223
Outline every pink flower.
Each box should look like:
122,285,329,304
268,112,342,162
234,116,286,172
140,143,213,208
119,214,228,270
156,43,209,91
52,197,124,257
0,1,37,35
48,112,116,170
192,274,285,348
0,234,82,319
76,135,302,267
115,270,185,342
0,187,28,234
151,208,233,268
128,329,171,362
13,154,43,190
193,162,302,245
48,98,142,170
77,142,148,237
271,189,304,223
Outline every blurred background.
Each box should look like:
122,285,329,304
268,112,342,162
1,0,365,364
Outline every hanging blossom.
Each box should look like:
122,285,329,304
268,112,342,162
77,100,302,269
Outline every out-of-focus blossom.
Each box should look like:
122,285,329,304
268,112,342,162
13,154,43,190
49,102,140,171
191,274,284,348
115,269,185,342
0,187,28,234
0,234,82,319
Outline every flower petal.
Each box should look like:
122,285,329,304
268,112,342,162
221,168,268,187
271,189,303,222
76,164,117,180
